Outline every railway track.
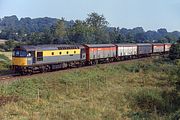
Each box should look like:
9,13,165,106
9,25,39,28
0,75,12,81
0,56,161,82
0,74,20,81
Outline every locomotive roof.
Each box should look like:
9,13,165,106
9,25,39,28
84,44,116,48
14,44,84,51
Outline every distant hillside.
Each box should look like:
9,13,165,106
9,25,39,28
0,39,7,44
0,15,74,33
0,15,180,44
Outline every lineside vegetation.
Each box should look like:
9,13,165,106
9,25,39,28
0,57,180,119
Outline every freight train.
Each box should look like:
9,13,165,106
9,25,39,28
12,43,172,74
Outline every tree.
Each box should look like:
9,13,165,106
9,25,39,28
26,33,42,45
126,33,135,43
86,12,108,29
157,28,168,36
54,19,66,37
177,37,180,44
39,30,54,44
1,40,20,51
85,12,110,43
68,20,94,44
1,15,180,45
169,40,180,60
53,19,68,44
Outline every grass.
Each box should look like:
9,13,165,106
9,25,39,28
0,58,179,119
0,52,12,60
0,54,11,75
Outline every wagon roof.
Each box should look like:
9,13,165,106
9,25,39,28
152,43,164,46
84,44,116,48
136,43,152,46
115,44,137,47
164,43,172,45
14,44,84,51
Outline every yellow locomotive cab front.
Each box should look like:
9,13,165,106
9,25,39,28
12,57,27,66
12,50,28,66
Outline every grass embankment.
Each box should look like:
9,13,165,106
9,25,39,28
0,52,12,60
0,54,11,75
0,58,180,119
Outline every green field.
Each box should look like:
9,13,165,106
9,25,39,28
0,58,179,119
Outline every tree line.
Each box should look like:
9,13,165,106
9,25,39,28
0,13,180,46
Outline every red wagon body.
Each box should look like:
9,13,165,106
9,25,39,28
84,44,116,61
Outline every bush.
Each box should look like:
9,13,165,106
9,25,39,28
124,62,156,73
169,43,180,60
132,88,180,118
168,109,180,120
133,89,166,113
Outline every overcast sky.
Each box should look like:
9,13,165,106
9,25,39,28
0,0,180,31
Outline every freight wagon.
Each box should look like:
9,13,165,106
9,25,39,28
137,44,152,56
152,43,165,53
84,44,116,64
115,44,137,59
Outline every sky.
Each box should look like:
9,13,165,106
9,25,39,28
0,0,180,32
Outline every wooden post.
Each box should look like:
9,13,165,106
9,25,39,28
37,89,40,103
154,105,158,119
105,75,107,88
65,82,68,94
88,79,90,91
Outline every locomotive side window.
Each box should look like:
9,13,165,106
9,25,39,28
52,52,54,55
37,52,43,61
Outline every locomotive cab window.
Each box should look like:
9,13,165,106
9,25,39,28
13,50,27,57
67,51,69,54
52,52,54,55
